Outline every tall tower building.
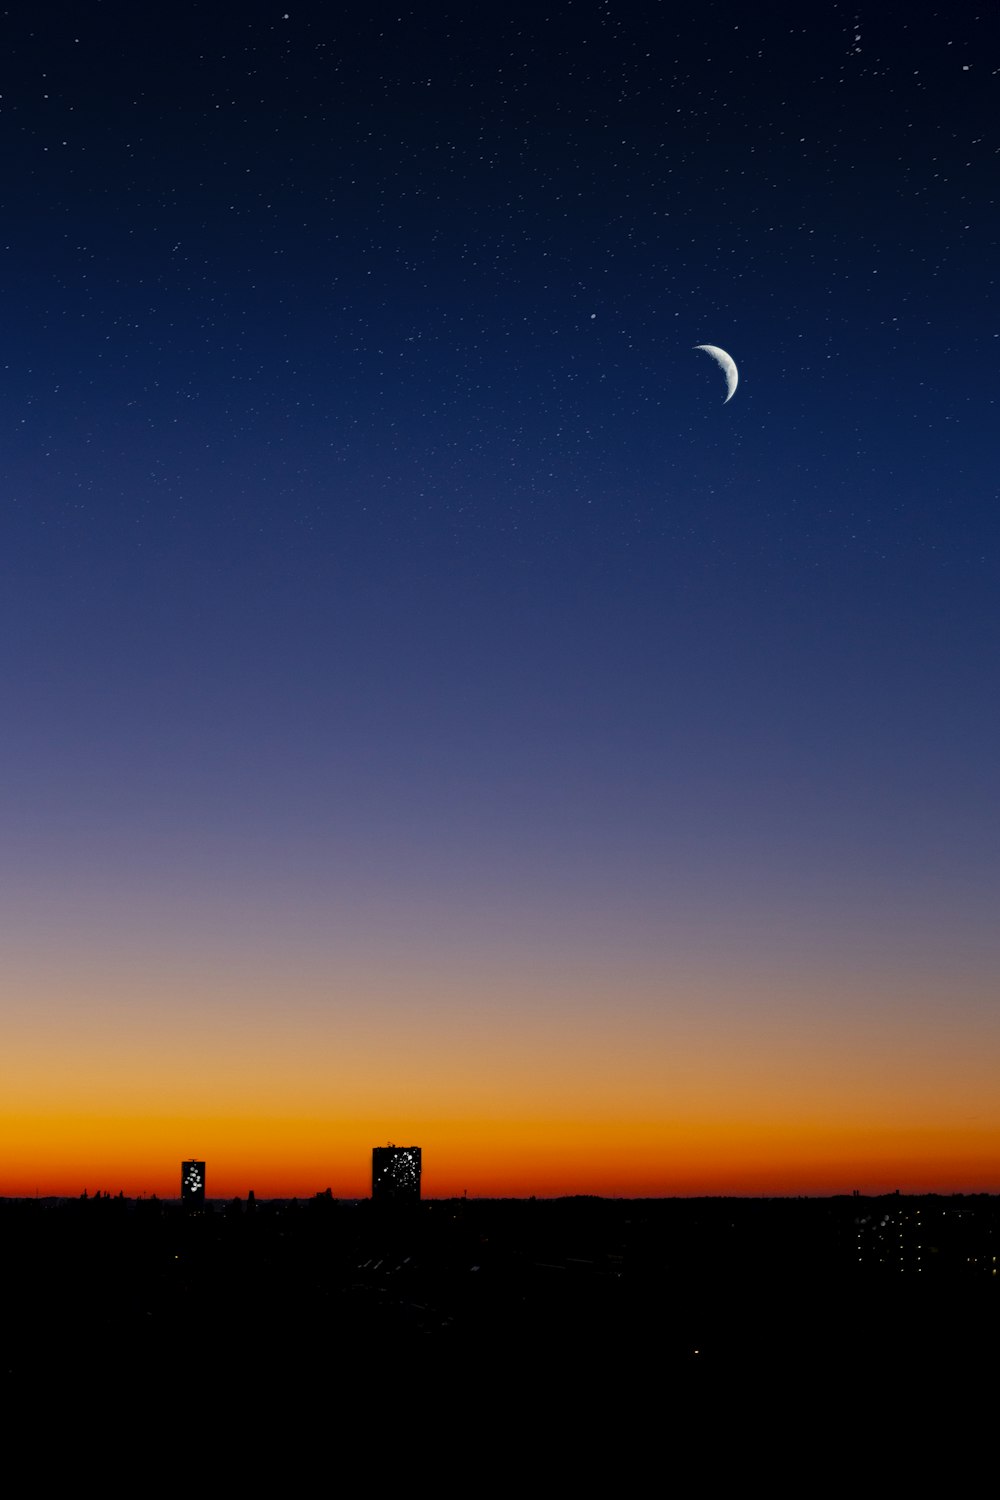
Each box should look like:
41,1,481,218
372,1145,421,1205
181,1159,206,1208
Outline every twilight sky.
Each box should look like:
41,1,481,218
2,2,998,1197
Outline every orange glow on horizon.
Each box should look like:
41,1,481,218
4,1106,1000,1200
6,942,1000,1201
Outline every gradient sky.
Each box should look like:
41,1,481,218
2,2,998,1197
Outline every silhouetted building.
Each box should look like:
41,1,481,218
181,1159,206,1208
854,1203,923,1272
372,1145,421,1204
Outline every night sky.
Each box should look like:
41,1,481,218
3,2,998,1197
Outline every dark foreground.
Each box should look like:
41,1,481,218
4,1192,998,1450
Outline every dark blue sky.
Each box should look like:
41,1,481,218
3,2,999,1192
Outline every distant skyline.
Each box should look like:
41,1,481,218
2,2,998,1198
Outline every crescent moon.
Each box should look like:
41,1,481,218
694,344,738,403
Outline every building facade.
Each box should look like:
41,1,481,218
372,1145,421,1204
181,1159,206,1208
